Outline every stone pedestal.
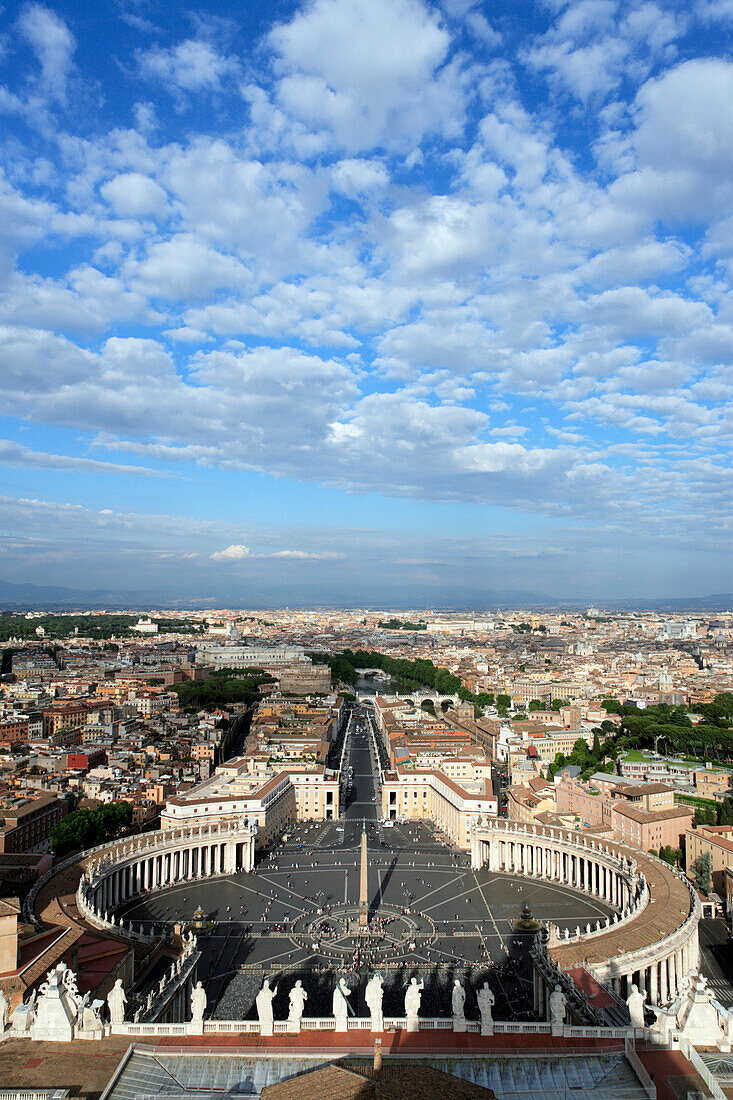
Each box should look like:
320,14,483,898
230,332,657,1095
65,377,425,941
31,987,75,1042
260,1020,273,1037
406,1013,419,1033
452,1016,467,1033
12,1003,34,1035
481,1021,494,1036
286,1019,301,1034
77,1000,105,1040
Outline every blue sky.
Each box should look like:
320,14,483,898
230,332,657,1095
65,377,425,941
0,0,732,605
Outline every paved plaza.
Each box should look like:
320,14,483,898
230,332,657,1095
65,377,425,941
118,710,614,1021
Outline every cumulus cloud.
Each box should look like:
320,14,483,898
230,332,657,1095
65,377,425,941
268,0,463,152
100,173,169,218
17,3,75,104
210,544,250,561
136,39,239,96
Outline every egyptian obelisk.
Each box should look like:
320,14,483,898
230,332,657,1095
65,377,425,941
359,825,368,927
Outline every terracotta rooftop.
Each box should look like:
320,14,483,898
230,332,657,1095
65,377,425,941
260,1063,496,1099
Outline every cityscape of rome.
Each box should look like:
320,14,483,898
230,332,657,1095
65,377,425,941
0,607,732,1097
2,0,733,1098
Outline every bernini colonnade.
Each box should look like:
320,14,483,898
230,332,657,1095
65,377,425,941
471,819,700,1008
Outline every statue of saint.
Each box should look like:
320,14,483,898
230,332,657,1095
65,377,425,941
365,973,384,1029
405,977,423,1019
256,979,278,1030
288,980,307,1023
477,983,494,1026
451,979,466,1020
549,984,566,1027
191,981,207,1022
332,977,351,1030
107,979,127,1025
0,989,8,1031
626,983,646,1029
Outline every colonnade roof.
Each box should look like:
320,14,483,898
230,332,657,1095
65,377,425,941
551,847,692,969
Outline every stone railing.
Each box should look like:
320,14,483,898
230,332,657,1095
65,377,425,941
108,1016,640,1040
75,885,158,944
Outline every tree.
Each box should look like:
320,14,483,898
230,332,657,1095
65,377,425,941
592,731,601,758
496,694,510,709
718,799,733,826
551,699,563,711
693,851,712,893
528,699,543,711
694,805,717,827
51,801,133,857
602,698,622,714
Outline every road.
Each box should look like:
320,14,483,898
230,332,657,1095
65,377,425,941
698,918,733,1006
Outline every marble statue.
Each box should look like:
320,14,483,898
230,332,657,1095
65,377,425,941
405,976,423,1031
626,983,646,1029
365,973,384,1032
256,978,278,1036
549,984,566,1029
0,989,8,1031
477,983,495,1032
288,980,307,1029
191,981,207,1022
108,979,127,1025
332,977,352,1031
451,979,466,1020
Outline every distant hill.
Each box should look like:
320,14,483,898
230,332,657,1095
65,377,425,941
0,577,731,612
0,579,152,609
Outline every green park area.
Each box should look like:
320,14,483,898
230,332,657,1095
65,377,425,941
0,612,203,642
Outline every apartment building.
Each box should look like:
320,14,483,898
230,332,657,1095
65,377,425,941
685,825,733,897
381,767,497,847
0,792,67,854
161,755,340,846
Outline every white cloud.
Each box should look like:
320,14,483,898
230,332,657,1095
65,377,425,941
210,544,250,561
331,158,389,196
268,0,463,152
100,173,169,217
0,439,165,477
17,3,75,105
136,39,239,96
129,236,250,301
269,550,345,559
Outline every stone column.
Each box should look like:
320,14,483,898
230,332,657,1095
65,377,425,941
660,956,669,1004
671,952,679,999
650,962,658,1005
